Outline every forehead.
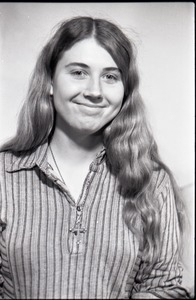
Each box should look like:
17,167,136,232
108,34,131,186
58,37,118,68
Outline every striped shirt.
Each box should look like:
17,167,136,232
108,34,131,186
0,142,190,299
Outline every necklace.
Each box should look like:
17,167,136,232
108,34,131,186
49,145,65,184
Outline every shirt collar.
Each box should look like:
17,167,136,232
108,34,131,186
5,141,106,173
5,142,48,172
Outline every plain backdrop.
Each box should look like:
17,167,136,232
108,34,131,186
0,1,195,291
0,2,194,188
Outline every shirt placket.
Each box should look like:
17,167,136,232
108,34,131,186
69,205,86,254
68,167,96,254
41,161,96,254
39,149,104,255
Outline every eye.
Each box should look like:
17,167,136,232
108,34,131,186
103,73,120,83
70,70,87,79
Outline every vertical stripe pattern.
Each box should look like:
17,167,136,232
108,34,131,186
0,143,190,299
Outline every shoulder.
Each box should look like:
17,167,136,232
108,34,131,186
0,150,11,171
0,152,16,192
152,168,171,193
0,151,13,209
151,168,174,209
0,151,24,208
0,150,18,172
0,143,48,177
0,150,29,180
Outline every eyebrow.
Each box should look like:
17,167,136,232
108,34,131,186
65,62,121,73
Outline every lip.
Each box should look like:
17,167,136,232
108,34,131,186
73,102,106,108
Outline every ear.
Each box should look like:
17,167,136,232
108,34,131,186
50,85,53,96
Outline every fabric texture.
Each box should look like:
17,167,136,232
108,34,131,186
0,142,190,299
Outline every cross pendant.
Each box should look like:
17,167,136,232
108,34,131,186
70,226,86,236
69,205,86,250
69,225,86,248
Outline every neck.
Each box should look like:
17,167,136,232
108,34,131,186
50,125,104,163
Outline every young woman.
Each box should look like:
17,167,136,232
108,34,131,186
0,16,191,299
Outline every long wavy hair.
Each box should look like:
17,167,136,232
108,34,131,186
1,16,186,270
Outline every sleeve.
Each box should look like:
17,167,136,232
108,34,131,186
130,174,191,299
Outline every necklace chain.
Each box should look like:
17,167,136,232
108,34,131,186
49,145,65,184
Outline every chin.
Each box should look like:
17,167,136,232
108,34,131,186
75,125,104,136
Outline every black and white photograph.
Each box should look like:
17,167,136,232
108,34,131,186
0,2,194,299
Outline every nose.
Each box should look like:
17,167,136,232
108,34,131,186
83,77,103,101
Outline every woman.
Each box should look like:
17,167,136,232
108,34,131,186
0,16,191,299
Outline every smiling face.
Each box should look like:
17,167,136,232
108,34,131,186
51,37,125,136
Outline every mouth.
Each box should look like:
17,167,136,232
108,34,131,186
73,101,105,109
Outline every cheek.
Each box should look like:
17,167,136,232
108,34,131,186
109,86,124,112
53,75,86,98
53,83,74,99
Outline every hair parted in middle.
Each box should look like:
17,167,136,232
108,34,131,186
1,16,186,271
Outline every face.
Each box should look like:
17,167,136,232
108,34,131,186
51,37,124,136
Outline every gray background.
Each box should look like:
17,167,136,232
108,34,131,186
0,2,194,289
